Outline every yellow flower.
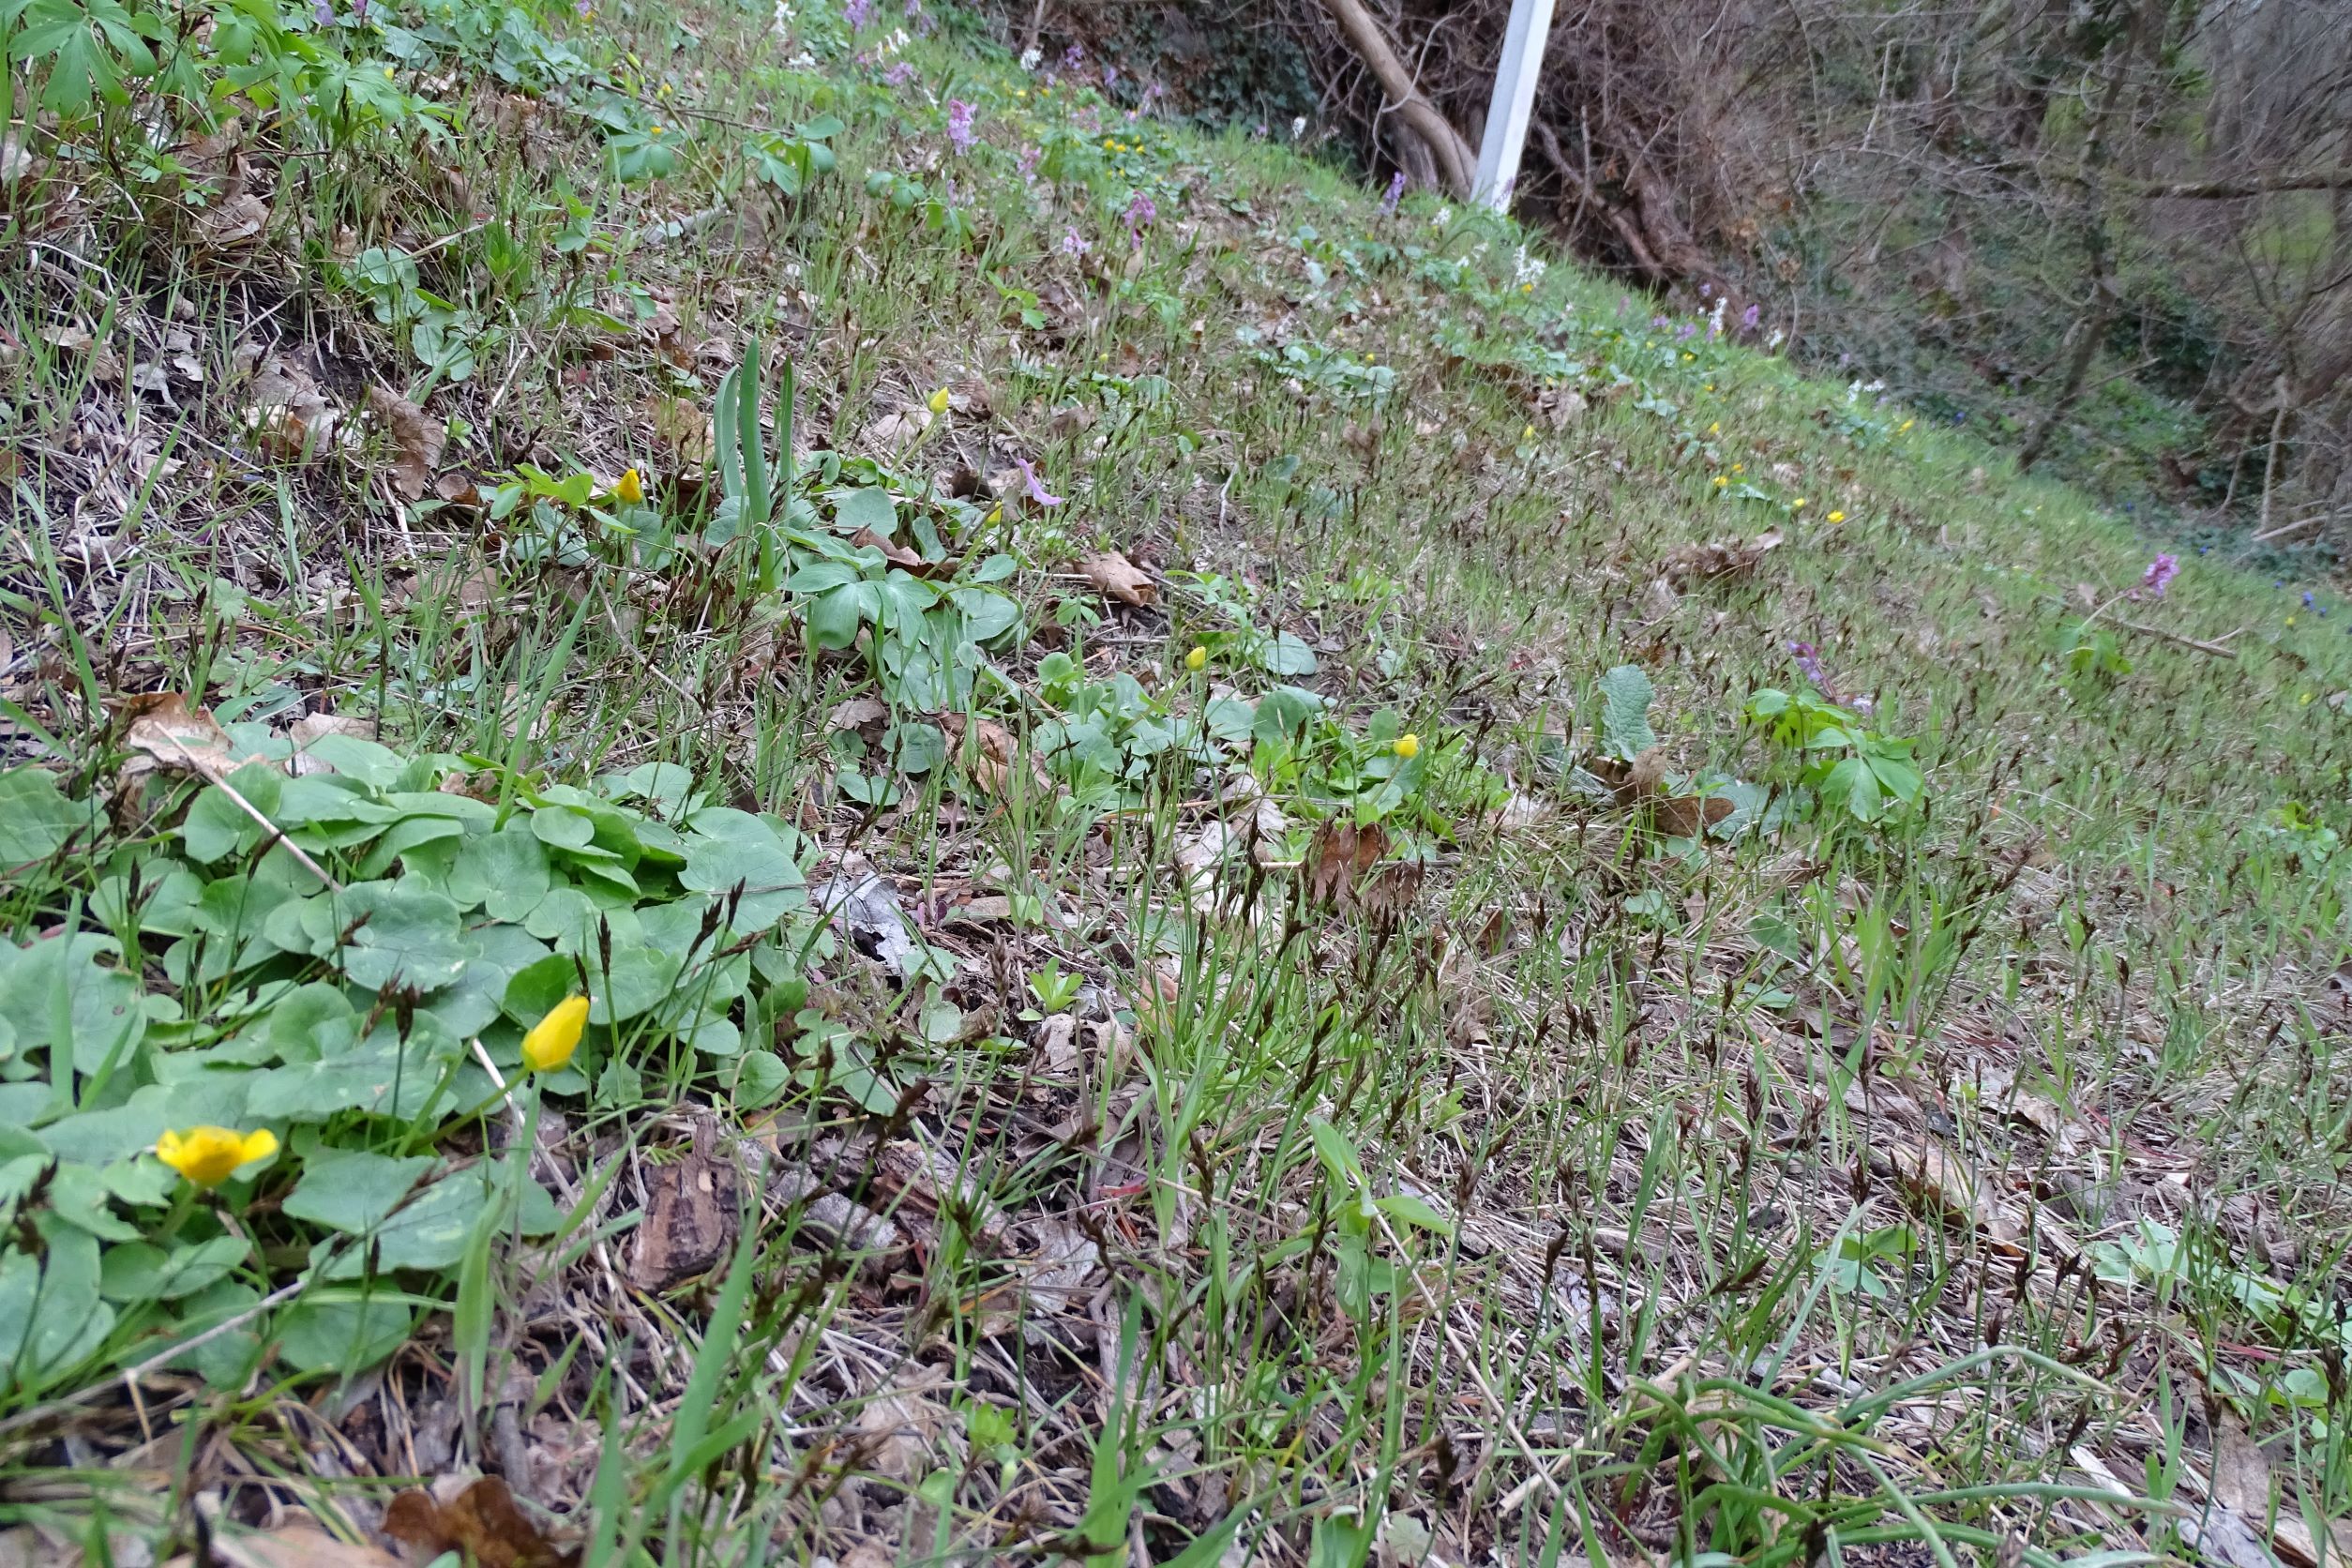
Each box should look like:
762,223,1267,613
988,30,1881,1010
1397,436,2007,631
1712,475,1727,488
1826,510,1845,523
649,124,663,136
522,995,589,1073
1708,422,1719,435
614,467,644,505
985,505,1003,525
1015,87,1026,97
1521,282,1534,294
927,386,950,415
1393,733,1420,760
1792,497,1808,509
2285,615,2298,627
1521,425,1535,441
2300,691,2314,705
1682,352,1695,361
157,1126,278,1189
1899,419,1914,432
1185,645,1207,671
1731,463,1743,474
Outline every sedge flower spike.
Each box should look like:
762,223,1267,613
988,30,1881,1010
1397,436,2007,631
523,995,589,1073
157,1126,278,1188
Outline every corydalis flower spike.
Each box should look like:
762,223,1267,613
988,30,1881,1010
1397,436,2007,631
2140,553,2179,598
1016,458,1063,506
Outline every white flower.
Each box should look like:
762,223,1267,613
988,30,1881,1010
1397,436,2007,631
1433,205,1451,227
1290,115,1306,140
1018,44,1040,69
1512,245,1546,286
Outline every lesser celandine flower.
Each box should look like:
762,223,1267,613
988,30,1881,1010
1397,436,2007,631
1393,733,1419,760
615,467,644,505
523,995,589,1073
927,386,950,415
157,1126,278,1188
1185,645,1207,671
1827,510,1846,523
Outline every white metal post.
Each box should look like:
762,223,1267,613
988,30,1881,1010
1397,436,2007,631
1473,0,1557,210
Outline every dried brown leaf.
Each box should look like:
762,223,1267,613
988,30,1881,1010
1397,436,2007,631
119,692,237,779
1651,793,1736,839
863,405,932,447
1661,530,1783,588
184,1521,403,1568
1079,550,1154,606
1306,820,1389,909
195,193,270,249
942,713,1045,798
245,355,336,461
629,1132,739,1291
648,394,713,467
383,1477,577,1568
2212,1409,2352,1568
366,384,444,502
853,1366,949,1481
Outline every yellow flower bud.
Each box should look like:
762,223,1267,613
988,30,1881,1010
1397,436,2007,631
615,467,644,505
1826,510,1846,523
523,995,589,1073
1393,733,1419,760
927,386,950,415
156,1126,278,1189
1185,645,1207,671
1792,497,1807,509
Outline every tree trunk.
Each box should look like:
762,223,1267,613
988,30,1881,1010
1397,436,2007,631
1315,0,1476,197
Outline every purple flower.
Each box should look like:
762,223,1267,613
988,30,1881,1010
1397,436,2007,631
843,0,868,27
1017,143,1041,178
946,98,975,153
1789,641,1828,688
1062,42,1084,69
1102,65,1118,86
1380,171,1405,215
1016,458,1063,506
1675,322,1699,341
1060,227,1089,257
1741,303,1760,332
2140,553,2179,598
882,59,915,85
1123,189,1155,234
315,0,336,22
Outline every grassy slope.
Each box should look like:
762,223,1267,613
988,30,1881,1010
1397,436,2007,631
4,0,2351,1560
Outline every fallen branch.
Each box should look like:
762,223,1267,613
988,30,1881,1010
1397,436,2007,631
2128,168,2352,200
2114,618,2239,658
